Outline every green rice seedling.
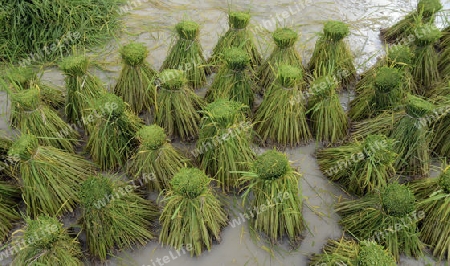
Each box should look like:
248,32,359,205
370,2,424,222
309,238,396,266
258,27,304,93
127,125,190,192
335,183,424,260
11,216,82,266
0,181,20,242
307,75,348,144
159,167,228,256
209,11,261,71
79,175,158,261
308,20,356,86
8,134,95,217
240,150,304,244
380,0,442,43
430,95,450,158
86,93,142,171
197,99,254,193
161,21,211,89
155,69,204,141
349,67,405,121
351,110,404,140
317,134,397,196
59,55,106,124
254,65,311,147
409,166,450,261
10,88,79,153
411,24,442,94
438,26,450,78
0,135,13,178
206,48,255,108
114,42,157,114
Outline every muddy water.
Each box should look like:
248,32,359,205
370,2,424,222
1,0,449,265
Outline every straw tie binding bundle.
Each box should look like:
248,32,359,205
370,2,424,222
225,47,249,71
158,69,186,91
171,167,209,199
254,150,289,180
120,42,148,66
273,28,298,49
323,20,350,41
279,64,302,88
137,125,166,151
95,93,125,119
175,20,199,41
59,55,89,77
228,12,250,30
374,67,402,93
381,183,416,217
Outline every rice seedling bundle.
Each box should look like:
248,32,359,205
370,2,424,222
349,67,405,121
391,95,434,177
409,166,450,261
411,24,442,94
155,69,204,141
351,110,404,140
10,88,79,153
307,75,348,144
335,183,424,260
309,238,396,266
254,65,311,147
206,48,255,108
59,55,105,124
380,0,443,43
0,136,13,178
11,216,82,266
0,0,124,63
439,26,450,78
209,12,261,71
431,97,450,158
127,125,189,192
0,181,20,242
86,93,142,171
197,99,254,193
308,21,356,86
114,42,157,114
161,21,211,89
317,134,397,196
159,168,228,256
79,175,158,261
240,150,304,244
258,28,304,92
8,134,95,217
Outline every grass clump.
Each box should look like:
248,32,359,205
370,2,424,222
114,42,157,114
79,175,158,261
254,65,311,147
206,48,256,108
155,69,204,140
85,93,142,171
335,183,423,260
240,150,304,244
0,181,20,242
159,168,228,256
209,11,261,71
161,21,211,89
317,134,397,196
8,134,95,217
308,21,356,86
127,125,190,192
307,75,348,144
258,28,304,92
11,216,82,266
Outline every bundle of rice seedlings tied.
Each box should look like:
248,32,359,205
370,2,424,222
206,48,255,108
317,134,397,196
380,0,443,43
161,20,211,89
9,134,95,217
209,11,261,71
86,93,142,171
197,99,254,193
11,216,82,266
113,42,157,114
127,125,189,192
439,26,450,77
0,135,14,178
309,238,396,266
308,20,356,86
258,27,304,92
0,181,20,242
10,88,79,153
59,55,105,124
155,69,204,141
159,167,228,256
335,183,424,260
254,65,311,147
411,23,442,94
430,95,450,157
349,66,405,122
79,174,158,261
240,150,304,245
409,166,450,261
307,75,348,144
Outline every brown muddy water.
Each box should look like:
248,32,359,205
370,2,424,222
1,0,450,265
